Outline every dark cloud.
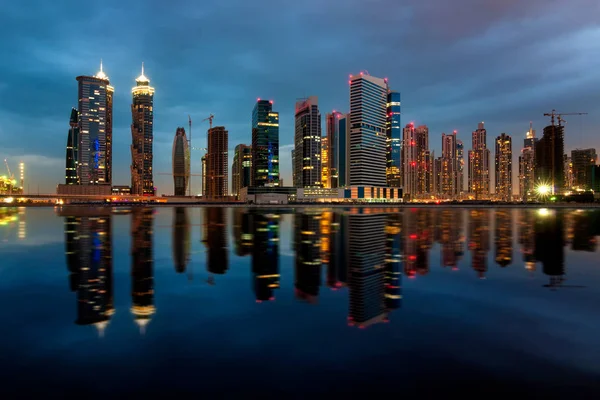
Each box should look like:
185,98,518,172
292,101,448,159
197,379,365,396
0,0,598,192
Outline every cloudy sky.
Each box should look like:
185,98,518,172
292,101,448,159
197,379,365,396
1,0,599,194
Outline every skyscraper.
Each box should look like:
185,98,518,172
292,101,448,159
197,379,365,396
495,133,513,202
291,149,296,187
172,127,190,196
519,125,536,201
571,148,597,189
402,123,431,199
440,132,458,197
325,111,343,188
349,73,388,186
294,96,322,188
535,124,565,194
321,135,329,188
76,61,114,186
456,139,464,195
338,114,349,187
232,144,252,199
386,91,401,187
201,154,207,197
65,108,79,185
468,122,491,198
206,126,228,198
130,64,155,196
251,100,279,187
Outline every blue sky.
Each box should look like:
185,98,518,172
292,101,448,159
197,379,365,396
1,0,599,194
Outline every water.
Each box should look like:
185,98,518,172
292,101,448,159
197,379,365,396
1,206,599,397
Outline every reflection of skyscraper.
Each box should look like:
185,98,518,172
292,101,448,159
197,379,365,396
63,211,114,336
131,208,155,334
347,212,388,328
534,209,565,287
494,210,513,267
570,210,598,252
518,209,537,273
294,212,322,303
469,209,490,278
233,208,253,256
439,209,464,269
205,208,228,275
385,214,402,311
172,207,191,273
251,212,280,301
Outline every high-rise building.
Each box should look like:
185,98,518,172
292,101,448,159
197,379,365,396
76,61,114,186
65,108,79,185
251,100,279,187
232,144,252,199
294,96,322,188
172,127,190,196
456,140,464,195
535,124,565,194
571,148,597,189
519,125,536,201
495,133,513,201
291,149,296,186
349,73,388,186
468,122,491,198
339,114,349,187
386,91,402,187
206,126,228,198
201,154,207,196
130,64,155,195
402,123,431,199
440,132,458,197
564,155,573,189
325,111,343,188
321,135,329,188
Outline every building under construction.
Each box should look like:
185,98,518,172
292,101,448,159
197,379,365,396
206,126,228,199
535,125,565,194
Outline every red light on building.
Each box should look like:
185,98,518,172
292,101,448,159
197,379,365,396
409,255,417,261
360,71,363,75
257,98,261,101
409,234,417,240
269,100,273,104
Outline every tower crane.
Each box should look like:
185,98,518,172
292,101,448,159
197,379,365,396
202,114,215,130
4,159,15,195
542,110,588,195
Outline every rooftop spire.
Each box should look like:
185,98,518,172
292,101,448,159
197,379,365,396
95,58,109,80
135,62,149,84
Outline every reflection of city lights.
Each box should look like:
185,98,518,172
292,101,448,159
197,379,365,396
538,208,550,217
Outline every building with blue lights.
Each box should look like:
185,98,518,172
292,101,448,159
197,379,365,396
251,99,279,187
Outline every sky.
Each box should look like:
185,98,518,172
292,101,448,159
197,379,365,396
0,0,599,194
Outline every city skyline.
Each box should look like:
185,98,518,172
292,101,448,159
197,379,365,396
1,0,599,194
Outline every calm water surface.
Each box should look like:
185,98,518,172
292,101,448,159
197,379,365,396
1,206,599,397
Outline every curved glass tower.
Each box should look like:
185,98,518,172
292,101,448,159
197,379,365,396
172,127,190,196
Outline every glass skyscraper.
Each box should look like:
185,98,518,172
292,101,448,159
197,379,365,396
172,127,190,196
386,91,401,187
294,96,322,188
65,108,79,185
130,64,155,196
232,144,252,199
76,62,114,185
338,114,348,187
251,100,279,187
325,111,343,188
349,73,388,186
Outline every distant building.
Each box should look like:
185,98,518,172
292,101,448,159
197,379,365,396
586,165,600,192
495,133,512,201
130,64,155,196
440,132,458,197
402,123,431,199
564,155,573,189
338,114,349,187
325,111,343,188
535,124,565,194
76,61,113,186
232,144,252,199
172,127,190,196
519,125,537,201
456,140,465,195
291,149,296,187
251,100,279,187
294,96,322,188
65,108,79,185
468,122,491,198
386,91,402,187
571,148,597,189
206,126,228,198
349,73,388,187
201,155,207,196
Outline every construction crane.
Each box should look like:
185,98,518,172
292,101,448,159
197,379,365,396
202,114,215,130
3,159,15,195
542,110,588,195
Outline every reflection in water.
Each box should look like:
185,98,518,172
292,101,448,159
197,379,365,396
172,207,190,274
62,209,114,336
131,208,155,334
57,207,600,334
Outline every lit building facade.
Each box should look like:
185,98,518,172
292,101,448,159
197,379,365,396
402,123,431,199
349,73,388,187
571,148,597,189
440,132,458,197
495,133,512,201
206,126,228,198
535,124,565,194
251,100,279,187
386,91,401,187
172,127,190,196
519,126,536,201
325,111,343,188
468,122,491,198
456,139,464,195
294,96,322,188
130,64,155,196
76,62,114,186
65,108,79,185
321,136,329,188
232,144,252,199
201,154,207,196
339,114,349,187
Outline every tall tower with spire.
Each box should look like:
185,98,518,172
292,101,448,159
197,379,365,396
75,60,114,185
131,63,155,196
